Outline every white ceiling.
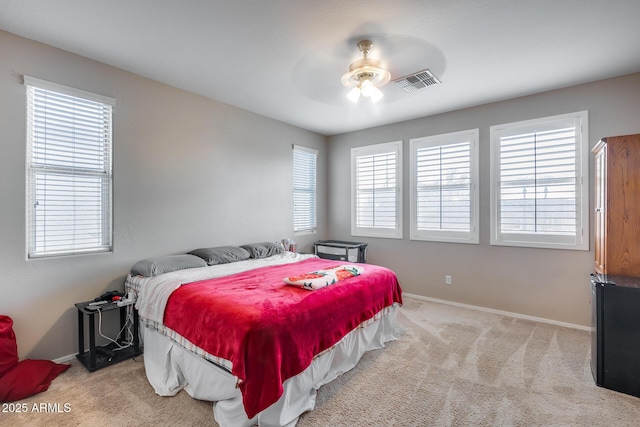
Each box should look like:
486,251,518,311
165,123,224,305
2,0,640,136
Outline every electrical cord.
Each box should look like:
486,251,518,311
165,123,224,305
96,303,135,351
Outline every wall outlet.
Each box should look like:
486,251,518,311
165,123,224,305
445,275,452,285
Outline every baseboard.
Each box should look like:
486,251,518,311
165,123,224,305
402,293,590,331
53,353,77,364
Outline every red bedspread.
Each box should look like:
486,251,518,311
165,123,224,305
163,257,402,418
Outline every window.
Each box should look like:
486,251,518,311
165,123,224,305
293,145,317,234
490,111,589,250
410,129,479,244
25,76,114,258
351,141,402,239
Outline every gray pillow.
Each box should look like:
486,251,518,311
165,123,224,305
188,246,251,265
131,254,207,277
240,242,284,259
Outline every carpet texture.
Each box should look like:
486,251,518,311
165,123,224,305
3,297,640,426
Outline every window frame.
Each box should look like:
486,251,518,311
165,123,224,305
292,144,318,235
489,110,589,250
410,129,479,244
24,76,114,259
351,140,403,239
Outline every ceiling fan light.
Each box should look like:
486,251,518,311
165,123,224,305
360,78,375,97
341,40,390,104
370,86,384,102
347,86,361,103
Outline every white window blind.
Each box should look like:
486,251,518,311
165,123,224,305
410,129,479,243
25,76,114,258
351,141,402,239
293,145,317,234
490,111,589,250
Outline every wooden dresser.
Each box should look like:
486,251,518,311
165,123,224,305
592,134,640,276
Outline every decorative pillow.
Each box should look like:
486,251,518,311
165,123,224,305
0,315,18,378
240,242,284,259
0,359,70,402
284,265,363,291
0,315,70,402
188,246,251,265
130,254,207,277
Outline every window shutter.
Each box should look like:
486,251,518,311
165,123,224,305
25,77,114,258
490,111,589,250
416,142,471,231
355,151,397,228
410,129,479,244
499,127,577,235
293,145,317,233
351,141,402,238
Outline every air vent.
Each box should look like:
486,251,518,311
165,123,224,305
392,69,441,93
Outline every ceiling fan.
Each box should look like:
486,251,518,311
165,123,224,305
341,40,390,103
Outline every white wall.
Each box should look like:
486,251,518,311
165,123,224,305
327,72,640,327
0,31,327,359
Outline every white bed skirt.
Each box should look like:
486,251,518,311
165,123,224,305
142,303,399,427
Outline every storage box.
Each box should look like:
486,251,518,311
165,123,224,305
313,240,367,263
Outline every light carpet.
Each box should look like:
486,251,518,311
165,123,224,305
3,297,639,426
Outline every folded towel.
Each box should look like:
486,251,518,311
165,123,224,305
284,265,363,290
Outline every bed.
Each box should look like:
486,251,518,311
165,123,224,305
125,242,402,427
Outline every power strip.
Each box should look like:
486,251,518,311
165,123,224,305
116,298,135,307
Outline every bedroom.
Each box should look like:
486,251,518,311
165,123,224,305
1,0,640,425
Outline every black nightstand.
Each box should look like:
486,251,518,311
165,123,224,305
75,300,141,372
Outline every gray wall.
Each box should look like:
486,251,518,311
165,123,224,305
0,31,327,360
3,28,640,361
327,72,640,327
